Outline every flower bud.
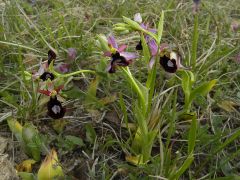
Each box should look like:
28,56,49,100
67,48,77,61
23,71,32,81
96,34,110,52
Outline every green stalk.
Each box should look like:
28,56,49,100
183,97,191,113
121,67,146,114
53,70,95,78
49,61,95,78
146,55,157,115
191,14,199,70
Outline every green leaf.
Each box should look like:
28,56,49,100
178,70,195,111
170,155,194,180
213,129,240,155
18,172,35,180
63,86,84,99
65,135,84,147
142,130,158,162
85,123,96,144
87,77,99,97
85,76,100,105
119,93,130,135
135,78,149,109
7,118,23,143
179,70,195,96
182,71,191,95
22,123,41,161
189,79,217,103
1,91,19,108
157,11,164,44
188,114,197,154
121,67,148,114
146,62,157,114
134,103,148,136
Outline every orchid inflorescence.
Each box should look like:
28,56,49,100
36,50,66,119
101,13,184,74
24,48,94,120
24,48,95,119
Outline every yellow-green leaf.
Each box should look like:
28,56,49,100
189,79,217,103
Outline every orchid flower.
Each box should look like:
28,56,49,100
55,63,70,73
133,13,159,66
54,48,75,73
67,48,77,61
104,35,138,73
38,83,65,119
33,50,57,81
159,49,184,73
47,96,65,119
47,49,57,66
148,43,168,69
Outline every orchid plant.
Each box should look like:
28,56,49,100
97,12,217,171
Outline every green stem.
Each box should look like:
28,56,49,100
52,69,95,78
191,14,199,70
184,95,191,113
146,44,160,115
121,67,146,113
48,59,95,78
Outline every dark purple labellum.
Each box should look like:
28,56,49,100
48,50,57,65
159,55,177,73
47,96,65,119
193,0,201,4
136,40,143,50
111,52,129,66
40,72,54,81
108,66,116,73
108,52,129,73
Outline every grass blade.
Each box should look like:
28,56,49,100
188,114,197,154
157,11,164,44
170,155,194,180
191,14,199,70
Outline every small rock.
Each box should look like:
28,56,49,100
0,154,19,180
